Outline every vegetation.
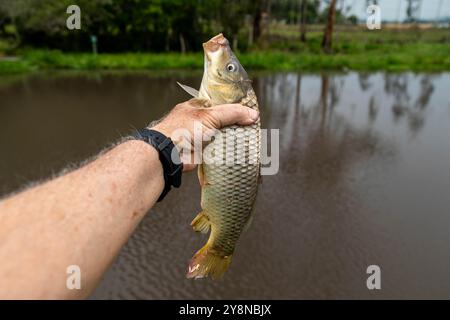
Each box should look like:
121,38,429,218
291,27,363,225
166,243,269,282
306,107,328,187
0,0,449,74
0,0,363,53
1,35,449,74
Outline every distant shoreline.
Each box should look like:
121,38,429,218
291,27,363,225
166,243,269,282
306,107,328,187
1,45,449,75
1,27,449,75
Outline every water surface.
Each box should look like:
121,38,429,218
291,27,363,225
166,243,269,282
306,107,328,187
1,71,450,299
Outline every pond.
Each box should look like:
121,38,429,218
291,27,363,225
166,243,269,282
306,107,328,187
1,71,450,299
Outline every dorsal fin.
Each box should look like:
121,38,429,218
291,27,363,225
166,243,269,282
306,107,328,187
177,82,199,98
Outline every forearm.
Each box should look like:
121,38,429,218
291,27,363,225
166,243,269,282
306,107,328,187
0,140,163,299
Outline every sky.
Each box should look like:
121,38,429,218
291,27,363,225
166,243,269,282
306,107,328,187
339,0,450,21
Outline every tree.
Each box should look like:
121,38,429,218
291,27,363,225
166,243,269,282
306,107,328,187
436,0,443,21
217,0,248,51
299,0,307,42
322,0,337,54
405,0,422,23
0,0,326,53
163,0,204,53
0,0,110,50
252,0,263,42
0,6,9,38
250,0,272,44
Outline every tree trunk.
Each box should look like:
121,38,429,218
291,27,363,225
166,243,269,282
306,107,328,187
436,0,443,22
232,34,238,52
11,16,21,49
252,0,263,42
179,33,186,54
322,0,337,54
252,0,272,43
248,19,254,47
300,0,307,42
265,0,272,37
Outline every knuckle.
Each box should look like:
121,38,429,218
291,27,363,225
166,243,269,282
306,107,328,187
190,108,205,119
202,109,220,127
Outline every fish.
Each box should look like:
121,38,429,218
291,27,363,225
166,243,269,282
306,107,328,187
178,33,261,280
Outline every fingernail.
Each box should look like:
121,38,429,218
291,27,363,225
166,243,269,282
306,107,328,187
249,109,259,121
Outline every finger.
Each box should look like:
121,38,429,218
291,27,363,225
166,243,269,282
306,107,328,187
182,163,197,172
208,104,259,128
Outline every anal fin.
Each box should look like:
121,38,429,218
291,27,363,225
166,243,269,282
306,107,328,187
191,211,210,234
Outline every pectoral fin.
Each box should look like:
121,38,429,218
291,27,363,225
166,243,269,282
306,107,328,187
177,82,199,98
198,164,206,187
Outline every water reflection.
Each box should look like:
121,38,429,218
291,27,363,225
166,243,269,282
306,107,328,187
358,73,372,92
252,71,450,299
383,73,439,135
1,71,450,299
259,72,385,192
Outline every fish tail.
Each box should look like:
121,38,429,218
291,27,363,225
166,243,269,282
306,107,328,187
186,244,232,280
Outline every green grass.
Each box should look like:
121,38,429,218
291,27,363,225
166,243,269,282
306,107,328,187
0,59,34,74
1,27,450,74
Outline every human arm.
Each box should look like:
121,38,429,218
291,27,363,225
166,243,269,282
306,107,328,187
0,100,259,299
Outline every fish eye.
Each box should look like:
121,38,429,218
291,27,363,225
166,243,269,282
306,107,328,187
226,63,237,72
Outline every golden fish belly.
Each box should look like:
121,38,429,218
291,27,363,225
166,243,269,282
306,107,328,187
201,120,261,255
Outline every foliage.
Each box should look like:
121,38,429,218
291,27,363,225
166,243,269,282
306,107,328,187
272,0,322,24
2,32,449,74
1,1,449,74
0,0,362,52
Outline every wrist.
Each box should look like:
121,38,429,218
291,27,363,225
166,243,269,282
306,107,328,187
131,129,183,202
150,124,171,140
112,140,164,204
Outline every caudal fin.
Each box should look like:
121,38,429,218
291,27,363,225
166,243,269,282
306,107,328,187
186,245,232,280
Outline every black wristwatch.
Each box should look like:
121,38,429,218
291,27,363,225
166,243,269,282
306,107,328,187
132,128,183,202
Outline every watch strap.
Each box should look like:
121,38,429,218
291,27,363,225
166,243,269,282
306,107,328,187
133,128,183,202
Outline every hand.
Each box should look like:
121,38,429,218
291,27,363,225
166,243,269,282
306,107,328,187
151,98,259,171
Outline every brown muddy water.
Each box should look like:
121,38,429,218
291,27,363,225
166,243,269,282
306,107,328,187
1,71,450,299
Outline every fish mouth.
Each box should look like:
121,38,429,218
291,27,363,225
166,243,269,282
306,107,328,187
203,33,229,53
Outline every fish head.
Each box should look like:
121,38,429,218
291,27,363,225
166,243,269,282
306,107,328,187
201,33,250,104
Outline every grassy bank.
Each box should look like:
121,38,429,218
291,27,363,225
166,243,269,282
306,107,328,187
1,27,449,74
1,45,449,74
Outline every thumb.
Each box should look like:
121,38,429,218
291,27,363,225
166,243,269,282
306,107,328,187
208,104,259,128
